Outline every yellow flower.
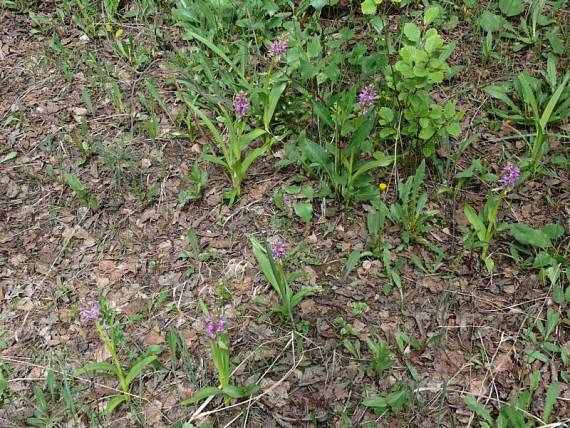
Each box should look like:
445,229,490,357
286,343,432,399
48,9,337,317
378,182,388,191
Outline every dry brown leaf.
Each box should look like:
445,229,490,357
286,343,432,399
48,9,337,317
142,400,165,427
260,378,290,408
493,350,513,373
143,330,164,346
299,299,316,317
419,277,443,293
71,106,88,122
209,238,232,249
297,366,326,386
432,349,464,382
95,344,112,362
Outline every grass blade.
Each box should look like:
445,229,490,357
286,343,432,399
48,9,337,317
179,28,250,90
539,73,570,130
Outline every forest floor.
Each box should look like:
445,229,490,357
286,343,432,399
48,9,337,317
1,1,569,427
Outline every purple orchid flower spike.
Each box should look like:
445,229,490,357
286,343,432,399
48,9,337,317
79,301,100,323
358,84,377,112
233,91,250,119
271,240,287,260
205,314,225,339
499,163,520,189
270,38,288,61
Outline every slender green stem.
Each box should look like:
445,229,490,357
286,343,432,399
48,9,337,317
276,261,293,323
95,322,129,400
210,335,231,406
481,190,505,261
232,120,245,194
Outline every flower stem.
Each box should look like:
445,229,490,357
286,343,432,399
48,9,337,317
276,261,293,323
481,190,505,261
95,321,129,401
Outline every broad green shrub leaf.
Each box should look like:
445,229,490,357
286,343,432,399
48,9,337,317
361,52,387,74
294,202,313,224
403,23,420,43
424,5,440,25
424,33,443,53
447,122,461,137
361,0,380,15
378,107,394,124
479,11,505,33
541,224,564,240
306,36,322,59
419,126,435,140
509,223,552,249
310,0,335,11
499,0,524,17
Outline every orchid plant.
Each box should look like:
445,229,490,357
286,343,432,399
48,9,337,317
464,163,521,272
185,91,267,204
74,300,159,414
249,236,321,324
182,307,258,407
292,85,394,206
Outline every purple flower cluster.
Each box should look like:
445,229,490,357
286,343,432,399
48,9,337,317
79,301,100,323
270,38,288,61
271,240,286,260
499,163,520,189
358,84,377,112
233,91,250,119
205,315,225,339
